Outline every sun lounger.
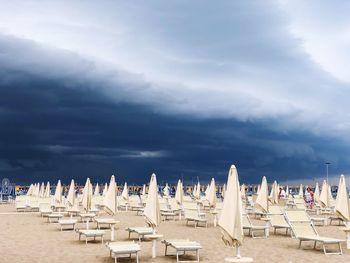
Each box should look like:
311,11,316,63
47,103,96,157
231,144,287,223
125,227,154,241
95,218,119,229
268,205,290,235
242,214,268,238
184,210,207,228
59,219,77,231
76,229,105,244
162,239,202,262
285,209,344,254
47,213,64,223
329,215,345,226
16,202,27,212
106,241,141,263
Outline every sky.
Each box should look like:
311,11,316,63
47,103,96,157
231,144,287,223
1,0,350,186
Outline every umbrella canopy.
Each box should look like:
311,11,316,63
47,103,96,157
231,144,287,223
144,173,161,228
39,182,45,198
195,181,201,199
335,175,350,221
269,181,279,204
314,183,320,203
54,180,62,204
319,180,330,208
44,182,51,198
34,183,40,197
27,184,34,196
163,183,170,197
286,185,289,197
102,183,108,196
218,165,243,247
121,182,129,201
82,178,93,211
193,185,197,197
104,175,117,215
255,176,268,213
207,178,217,207
94,183,100,196
222,184,226,198
175,179,184,205
142,184,146,196
298,184,304,197
67,179,76,207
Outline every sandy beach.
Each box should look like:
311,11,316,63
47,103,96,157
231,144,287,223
0,204,349,263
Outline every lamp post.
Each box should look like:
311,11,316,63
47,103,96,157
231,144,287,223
325,162,331,183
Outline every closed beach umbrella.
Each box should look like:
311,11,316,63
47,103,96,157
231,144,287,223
193,185,197,197
39,182,45,198
255,176,268,213
286,185,289,197
270,181,279,204
319,180,330,208
122,182,129,201
102,183,108,196
34,183,40,197
196,181,201,199
163,183,170,197
298,184,303,197
314,183,320,203
219,165,243,247
222,184,226,199
67,179,75,207
27,184,34,196
54,180,62,204
82,178,92,212
207,178,216,208
205,184,210,197
144,173,161,228
175,179,184,205
142,184,146,196
335,175,350,221
104,175,117,215
94,183,100,196
44,182,51,198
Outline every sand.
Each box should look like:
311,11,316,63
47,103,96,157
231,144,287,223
0,203,349,263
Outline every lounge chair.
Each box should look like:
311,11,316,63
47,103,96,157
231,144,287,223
47,213,64,223
184,210,207,228
106,241,141,263
162,239,202,262
125,227,154,241
76,229,105,244
95,218,119,229
285,209,344,254
242,214,268,238
59,219,77,231
268,205,290,235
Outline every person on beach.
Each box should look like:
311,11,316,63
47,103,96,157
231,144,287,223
304,186,314,208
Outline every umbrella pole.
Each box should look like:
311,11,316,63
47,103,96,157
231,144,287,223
235,246,241,258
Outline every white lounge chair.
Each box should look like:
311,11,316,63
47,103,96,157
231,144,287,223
285,209,344,255
59,219,77,231
242,214,268,238
76,229,105,244
162,239,202,262
106,241,141,263
125,227,154,241
268,205,290,235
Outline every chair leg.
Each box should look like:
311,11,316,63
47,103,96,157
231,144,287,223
298,240,301,248
314,241,316,249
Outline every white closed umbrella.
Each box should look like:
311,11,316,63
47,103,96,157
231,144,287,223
122,182,129,201
34,183,40,197
320,180,330,208
286,185,289,197
102,183,108,196
144,173,161,229
298,184,304,197
335,175,350,221
269,181,279,205
175,179,184,205
94,183,100,196
163,183,170,197
193,185,197,198
207,178,216,208
219,165,252,261
54,180,62,204
195,181,201,199
44,182,51,198
255,176,268,213
82,178,92,212
222,184,226,199
205,184,210,197
67,179,75,208
314,183,320,203
103,175,118,241
27,184,34,196
39,182,45,198
142,184,146,196
240,184,246,199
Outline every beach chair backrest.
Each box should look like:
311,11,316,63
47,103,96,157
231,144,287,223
242,214,252,227
285,209,310,223
270,214,288,226
269,205,282,215
289,222,317,238
295,203,306,210
183,202,197,210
